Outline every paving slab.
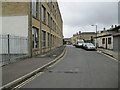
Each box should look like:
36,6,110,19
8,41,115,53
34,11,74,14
2,46,65,86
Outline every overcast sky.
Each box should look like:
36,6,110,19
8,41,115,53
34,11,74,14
58,0,119,38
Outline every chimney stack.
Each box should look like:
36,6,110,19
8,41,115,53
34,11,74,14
115,25,117,28
111,25,114,28
79,31,81,34
103,28,106,31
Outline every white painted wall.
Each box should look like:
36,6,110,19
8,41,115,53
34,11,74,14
0,15,29,54
96,36,113,49
1,15,28,37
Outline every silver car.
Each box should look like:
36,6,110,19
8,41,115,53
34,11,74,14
83,43,96,50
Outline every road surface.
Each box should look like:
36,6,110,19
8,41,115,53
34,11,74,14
21,45,118,88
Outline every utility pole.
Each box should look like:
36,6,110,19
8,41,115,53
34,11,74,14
91,25,98,47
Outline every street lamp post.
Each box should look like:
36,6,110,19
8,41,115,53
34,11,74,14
91,25,98,47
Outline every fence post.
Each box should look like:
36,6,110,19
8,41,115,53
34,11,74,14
8,34,10,62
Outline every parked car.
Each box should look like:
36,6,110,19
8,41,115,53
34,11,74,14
82,43,86,48
83,43,96,50
75,39,84,48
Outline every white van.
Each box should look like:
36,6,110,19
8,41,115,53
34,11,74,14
75,39,84,47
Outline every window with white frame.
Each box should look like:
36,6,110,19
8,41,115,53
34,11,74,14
41,5,46,23
32,0,37,17
32,27,38,49
41,30,46,48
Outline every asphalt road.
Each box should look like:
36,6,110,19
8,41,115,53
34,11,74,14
21,45,118,88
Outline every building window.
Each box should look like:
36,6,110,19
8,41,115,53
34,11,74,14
41,5,46,23
41,30,46,48
47,12,50,27
55,23,56,31
52,35,55,46
32,0,37,17
53,20,54,30
108,37,111,44
32,27,38,49
48,33,50,47
102,38,105,44
50,34,52,47
50,17,53,29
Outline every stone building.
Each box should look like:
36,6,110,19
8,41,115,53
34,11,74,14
71,32,96,44
95,25,120,60
95,25,120,49
63,38,72,45
1,0,63,56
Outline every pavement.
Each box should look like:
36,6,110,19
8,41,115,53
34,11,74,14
97,48,113,57
20,45,118,88
2,45,66,88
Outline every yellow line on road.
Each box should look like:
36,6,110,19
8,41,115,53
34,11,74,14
12,72,44,89
13,47,68,89
0,47,67,89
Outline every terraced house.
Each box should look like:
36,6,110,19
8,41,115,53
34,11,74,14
1,0,63,58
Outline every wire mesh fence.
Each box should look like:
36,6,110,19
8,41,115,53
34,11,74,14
0,34,29,66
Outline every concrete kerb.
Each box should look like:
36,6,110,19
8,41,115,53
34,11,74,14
97,49,118,62
97,49,113,57
1,47,67,89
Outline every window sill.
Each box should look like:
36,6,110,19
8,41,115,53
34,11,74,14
32,16,39,21
42,47,46,49
42,21,46,25
32,48,39,51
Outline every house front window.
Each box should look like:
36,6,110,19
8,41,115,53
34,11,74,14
41,30,46,48
108,37,111,44
32,0,37,18
32,27,38,49
102,38,105,44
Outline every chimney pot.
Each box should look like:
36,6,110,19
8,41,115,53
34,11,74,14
103,28,106,31
111,25,114,28
115,25,117,28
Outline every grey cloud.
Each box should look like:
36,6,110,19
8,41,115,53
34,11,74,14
58,1,118,38
59,2,118,26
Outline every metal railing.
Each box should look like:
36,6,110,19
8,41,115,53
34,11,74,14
0,34,28,66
